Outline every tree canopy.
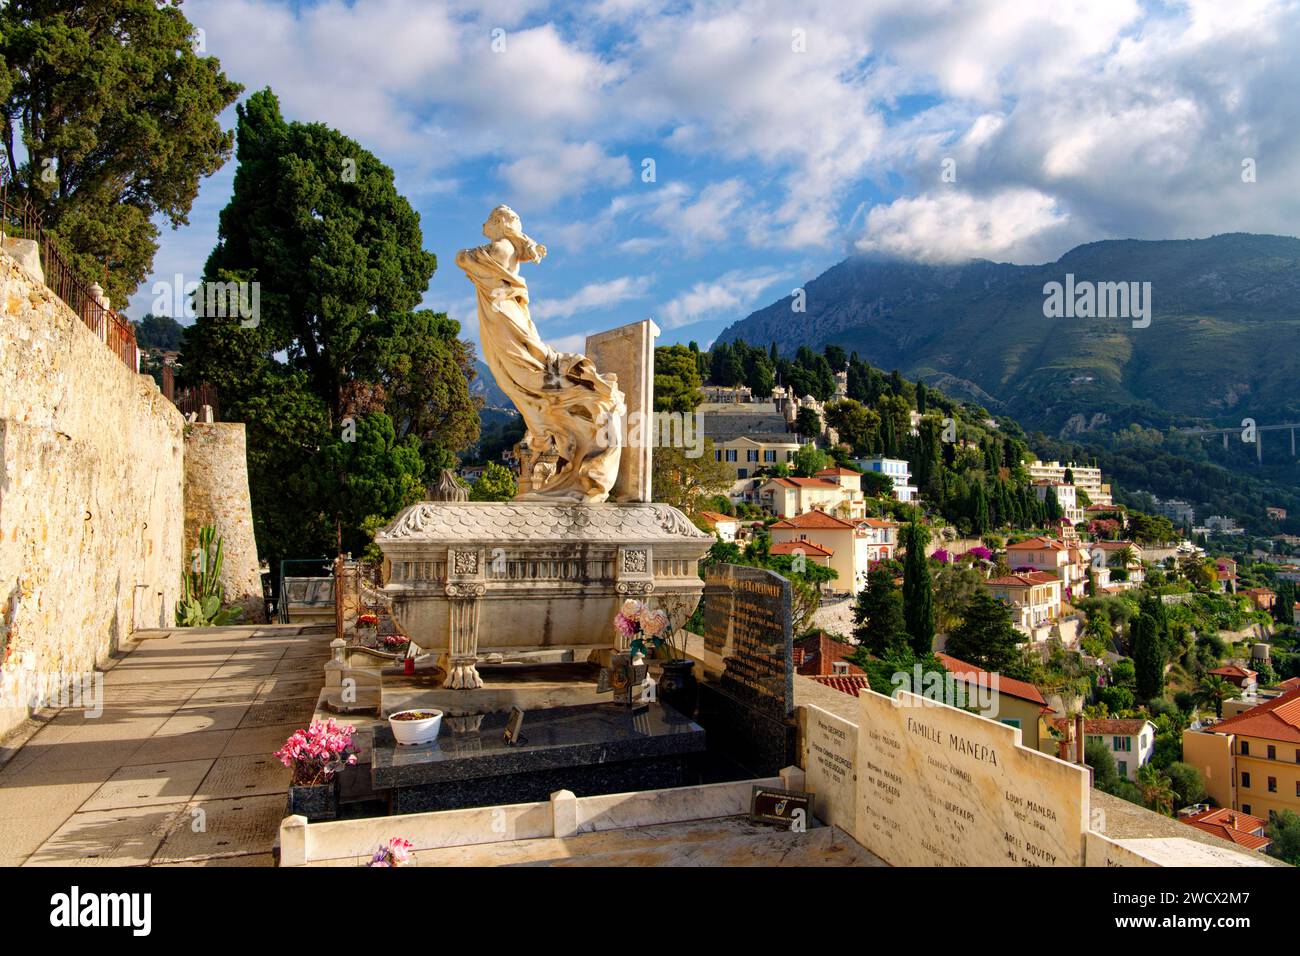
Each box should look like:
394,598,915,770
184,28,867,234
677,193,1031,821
181,89,479,560
0,0,242,303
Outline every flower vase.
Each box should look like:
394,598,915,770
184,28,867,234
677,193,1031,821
287,777,339,822
657,658,699,718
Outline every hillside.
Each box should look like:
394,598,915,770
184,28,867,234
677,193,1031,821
716,234,1300,436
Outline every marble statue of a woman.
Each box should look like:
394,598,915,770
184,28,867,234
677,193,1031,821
456,205,625,503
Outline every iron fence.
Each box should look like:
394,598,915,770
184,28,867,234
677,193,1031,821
0,174,139,372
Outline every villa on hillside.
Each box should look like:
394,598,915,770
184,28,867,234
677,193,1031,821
769,510,899,594
1005,535,1090,597
1046,717,1156,781
1027,459,1113,507
760,475,864,519
1182,685,1300,821
1032,479,1085,525
770,510,867,593
1089,540,1146,588
696,510,741,542
854,455,917,502
983,571,1064,641
711,433,804,481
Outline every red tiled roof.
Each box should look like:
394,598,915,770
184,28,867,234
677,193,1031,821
986,571,1061,587
697,511,737,525
1091,540,1138,551
934,653,1047,706
815,467,860,477
858,517,899,528
795,633,864,677
811,675,872,697
1209,664,1257,680
1047,717,1150,735
1006,537,1066,551
766,477,841,490
1277,677,1300,690
1181,808,1271,851
770,540,834,557
1209,686,1300,744
770,510,856,530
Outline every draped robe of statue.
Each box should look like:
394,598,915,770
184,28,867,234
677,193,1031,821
456,241,624,503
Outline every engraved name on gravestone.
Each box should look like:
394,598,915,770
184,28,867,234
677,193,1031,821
702,564,793,721
804,704,858,833
855,688,1089,867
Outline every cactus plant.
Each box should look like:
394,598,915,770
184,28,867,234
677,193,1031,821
175,525,243,626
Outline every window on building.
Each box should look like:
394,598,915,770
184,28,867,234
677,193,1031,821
1242,804,1251,815
747,449,759,462
1117,760,1128,777
786,451,796,462
1268,776,1278,793
1000,718,1021,730
725,449,737,462
1268,745,1277,760
764,450,776,462
1241,741,1250,756
714,450,721,461
1087,735,1103,747
1242,772,1251,789
737,468,747,479
1113,736,1132,752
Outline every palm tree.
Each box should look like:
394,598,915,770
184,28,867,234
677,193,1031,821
1196,673,1241,718
1138,764,1177,815
1115,544,1136,570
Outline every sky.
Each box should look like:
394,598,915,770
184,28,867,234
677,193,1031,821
129,0,1300,353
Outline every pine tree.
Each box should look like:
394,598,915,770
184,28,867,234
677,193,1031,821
853,566,907,656
946,592,1026,676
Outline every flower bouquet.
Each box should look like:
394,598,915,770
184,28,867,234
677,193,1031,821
366,837,414,867
276,718,359,821
355,613,380,644
275,718,359,787
615,599,681,660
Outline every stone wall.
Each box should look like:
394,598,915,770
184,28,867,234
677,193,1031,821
0,249,185,737
183,423,265,623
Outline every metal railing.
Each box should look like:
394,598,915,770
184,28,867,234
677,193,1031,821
0,174,139,372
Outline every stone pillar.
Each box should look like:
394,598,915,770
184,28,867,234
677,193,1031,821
586,319,659,503
183,422,265,623
443,547,486,688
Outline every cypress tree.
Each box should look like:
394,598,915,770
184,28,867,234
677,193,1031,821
901,523,935,654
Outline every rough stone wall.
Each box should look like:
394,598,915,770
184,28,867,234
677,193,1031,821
0,250,184,738
183,423,265,623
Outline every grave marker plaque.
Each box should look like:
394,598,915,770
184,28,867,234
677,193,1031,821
696,564,796,775
702,564,793,719
854,687,1089,867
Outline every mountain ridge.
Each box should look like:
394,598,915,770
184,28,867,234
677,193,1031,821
716,233,1300,436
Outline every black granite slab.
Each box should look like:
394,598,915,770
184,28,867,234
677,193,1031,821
697,564,797,776
370,701,707,812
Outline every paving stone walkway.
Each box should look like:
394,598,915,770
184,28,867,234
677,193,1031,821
0,624,334,867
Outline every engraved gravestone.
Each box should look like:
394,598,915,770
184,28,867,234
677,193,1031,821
696,564,796,775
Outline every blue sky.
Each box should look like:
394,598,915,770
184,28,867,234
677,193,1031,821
129,0,1300,353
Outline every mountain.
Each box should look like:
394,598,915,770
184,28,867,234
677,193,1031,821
469,358,512,410
716,234,1300,436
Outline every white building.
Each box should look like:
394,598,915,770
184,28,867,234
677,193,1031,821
1050,718,1156,781
1028,459,1112,507
854,456,917,502
1032,480,1084,525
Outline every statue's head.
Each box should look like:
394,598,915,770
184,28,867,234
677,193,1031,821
483,205,522,240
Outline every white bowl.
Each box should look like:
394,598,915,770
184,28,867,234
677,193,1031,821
388,709,443,746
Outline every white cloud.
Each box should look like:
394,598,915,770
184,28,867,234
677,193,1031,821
658,268,790,329
530,275,652,320
856,188,1069,263
497,140,631,208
